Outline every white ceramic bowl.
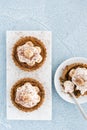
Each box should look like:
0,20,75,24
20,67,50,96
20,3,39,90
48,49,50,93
54,57,87,104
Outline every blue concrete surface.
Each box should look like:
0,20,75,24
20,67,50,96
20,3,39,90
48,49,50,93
0,0,87,130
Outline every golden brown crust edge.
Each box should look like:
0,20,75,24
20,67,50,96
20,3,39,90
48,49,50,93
10,78,45,112
12,36,47,71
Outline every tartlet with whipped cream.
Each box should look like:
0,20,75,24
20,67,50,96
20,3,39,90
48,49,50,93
12,36,46,71
11,78,45,112
60,63,87,97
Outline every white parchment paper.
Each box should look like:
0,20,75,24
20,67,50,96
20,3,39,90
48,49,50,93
6,31,52,120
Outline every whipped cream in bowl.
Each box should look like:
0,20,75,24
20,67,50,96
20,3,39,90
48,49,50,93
63,81,74,93
54,57,87,104
71,67,87,95
63,67,87,95
17,41,42,66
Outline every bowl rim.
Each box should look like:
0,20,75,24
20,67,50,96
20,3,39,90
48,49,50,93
54,57,87,104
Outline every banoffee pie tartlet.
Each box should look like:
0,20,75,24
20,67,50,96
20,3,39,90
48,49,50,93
60,63,87,98
11,78,45,112
12,36,46,71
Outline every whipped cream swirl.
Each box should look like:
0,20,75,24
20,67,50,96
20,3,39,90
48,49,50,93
63,67,87,95
15,82,40,108
17,41,42,66
72,67,87,95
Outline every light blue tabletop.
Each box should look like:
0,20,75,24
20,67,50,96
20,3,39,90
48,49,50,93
0,0,87,130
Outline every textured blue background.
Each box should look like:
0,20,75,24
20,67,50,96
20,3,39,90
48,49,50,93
0,0,87,130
